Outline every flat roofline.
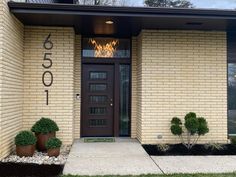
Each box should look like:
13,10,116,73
8,1,236,19
8,1,236,35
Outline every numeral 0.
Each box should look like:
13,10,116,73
42,71,53,87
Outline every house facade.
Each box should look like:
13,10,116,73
0,0,235,159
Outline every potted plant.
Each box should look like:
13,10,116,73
45,138,62,157
31,117,59,151
15,131,36,157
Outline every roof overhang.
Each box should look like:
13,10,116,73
8,1,236,36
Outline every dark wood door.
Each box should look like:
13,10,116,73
82,64,114,137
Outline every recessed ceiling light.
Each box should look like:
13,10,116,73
105,20,114,25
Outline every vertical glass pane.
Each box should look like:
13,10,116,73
228,63,236,135
119,65,130,136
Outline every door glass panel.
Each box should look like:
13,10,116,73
89,119,107,127
89,107,107,115
119,65,130,136
90,84,107,92
90,72,107,80
90,95,107,103
228,63,236,135
83,38,130,58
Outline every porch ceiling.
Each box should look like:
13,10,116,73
8,2,236,36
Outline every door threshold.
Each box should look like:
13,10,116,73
83,137,115,143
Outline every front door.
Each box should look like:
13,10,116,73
82,64,114,137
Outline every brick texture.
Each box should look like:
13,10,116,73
23,26,75,144
0,0,24,159
136,30,227,144
74,35,81,139
131,37,137,138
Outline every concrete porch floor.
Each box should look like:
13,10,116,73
63,138,162,175
63,138,236,175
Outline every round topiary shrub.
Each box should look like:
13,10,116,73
31,117,59,151
15,131,36,157
31,117,59,134
46,138,62,157
15,131,37,146
45,138,62,150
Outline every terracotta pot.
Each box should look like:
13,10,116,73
36,132,55,151
47,148,60,157
16,144,35,157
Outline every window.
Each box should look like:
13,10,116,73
90,84,107,92
89,107,107,115
119,65,130,136
90,72,107,80
228,63,236,135
82,38,130,58
228,31,236,136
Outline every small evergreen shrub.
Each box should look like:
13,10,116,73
170,112,209,150
45,138,62,149
15,131,37,146
230,137,236,145
31,117,59,134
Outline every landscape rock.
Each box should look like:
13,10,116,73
0,145,71,165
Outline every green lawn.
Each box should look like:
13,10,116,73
61,174,236,177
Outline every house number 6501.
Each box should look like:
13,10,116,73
42,34,53,105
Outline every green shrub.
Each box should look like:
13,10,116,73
230,137,236,145
184,112,199,134
170,124,183,136
170,112,209,150
184,112,197,120
31,117,59,134
171,117,182,125
45,138,62,149
15,131,37,146
198,117,209,135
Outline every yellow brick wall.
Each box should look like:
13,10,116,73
23,26,75,144
0,0,24,159
136,33,143,142
74,35,81,139
131,37,138,138
137,30,227,144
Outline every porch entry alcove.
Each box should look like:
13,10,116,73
81,37,131,137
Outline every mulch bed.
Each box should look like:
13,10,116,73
143,144,236,156
0,162,63,177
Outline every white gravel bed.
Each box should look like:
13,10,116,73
1,145,71,165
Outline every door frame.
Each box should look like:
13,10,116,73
80,37,132,137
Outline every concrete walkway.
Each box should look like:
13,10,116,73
151,156,236,174
63,138,162,175
63,139,236,175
